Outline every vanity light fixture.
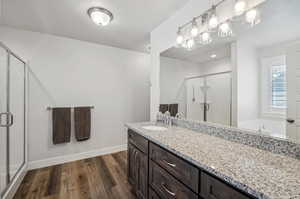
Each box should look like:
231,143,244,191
245,9,261,26
175,0,263,51
176,27,184,45
186,38,195,50
87,7,113,26
218,22,233,37
191,18,199,37
201,32,212,45
208,6,219,29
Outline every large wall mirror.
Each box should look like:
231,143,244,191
159,0,300,143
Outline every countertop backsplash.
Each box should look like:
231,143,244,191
171,118,300,160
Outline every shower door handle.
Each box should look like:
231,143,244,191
205,103,210,111
0,112,14,127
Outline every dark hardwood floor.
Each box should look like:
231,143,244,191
13,151,136,199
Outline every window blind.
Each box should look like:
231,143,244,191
271,65,287,108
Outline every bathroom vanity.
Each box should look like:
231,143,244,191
126,122,300,199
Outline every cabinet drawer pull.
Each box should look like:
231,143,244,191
161,183,176,196
163,160,176,168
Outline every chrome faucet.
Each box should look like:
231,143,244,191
175,112,183,119
163,111,172,127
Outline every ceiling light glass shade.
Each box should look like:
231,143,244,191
234,0,247,16
208,14,218,29
211,54,217,58
186,39,195,50
88,7,113,26
176,28,184,45
191,19,199,37
218,22,233,37
245,9,261,26
201,32,212,45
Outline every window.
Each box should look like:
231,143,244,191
261,55,287,118
270,65,287,108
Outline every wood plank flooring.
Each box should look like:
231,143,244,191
13,151,136,199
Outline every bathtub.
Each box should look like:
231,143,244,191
238,118,286,139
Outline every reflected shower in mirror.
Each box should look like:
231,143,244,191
160,0,300,143
160,42,233,126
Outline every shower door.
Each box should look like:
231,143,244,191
186,72,232,126
206,73,232,126
0,44,26,197
0,45,8,195
186,77,205,121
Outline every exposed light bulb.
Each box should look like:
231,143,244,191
186,39,195,50
201,32,212,45
176,35,183,45
209,14,218,29
218,22,233,37
176,28,184,45
246,9,261,26
191,18,199,37
234,0,247,16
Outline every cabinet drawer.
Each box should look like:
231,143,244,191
150,143,199,193
128,129,148,154
149,161,198,199
201,172,251,199
149,188,161,199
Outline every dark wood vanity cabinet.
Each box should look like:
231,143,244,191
128,130,148,199
127,129,253,199
201,173,251,199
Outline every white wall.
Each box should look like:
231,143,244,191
236,37,259,123
160,56,201,115
0,26,150,167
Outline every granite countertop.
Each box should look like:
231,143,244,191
125,122,300,199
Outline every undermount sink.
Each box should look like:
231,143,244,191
142,125,167,131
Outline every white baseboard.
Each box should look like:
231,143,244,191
28,144,128,170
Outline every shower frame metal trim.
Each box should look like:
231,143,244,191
0,42,27,198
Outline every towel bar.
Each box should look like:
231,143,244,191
47,106,94,110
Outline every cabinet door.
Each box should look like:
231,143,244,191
128,143,137,187
128,143,148,199
201,173,250,199
136,149,148,199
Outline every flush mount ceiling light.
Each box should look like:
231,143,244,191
211,54,217,58
87,7,113,26
175,0,263,51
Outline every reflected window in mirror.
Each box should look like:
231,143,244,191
261,55,287,119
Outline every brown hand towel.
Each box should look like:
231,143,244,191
52,108,71,144
159,104,169,114
74,107,91,141
169,104,178,117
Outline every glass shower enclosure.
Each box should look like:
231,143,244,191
186,72,232,126
0,42,26,197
